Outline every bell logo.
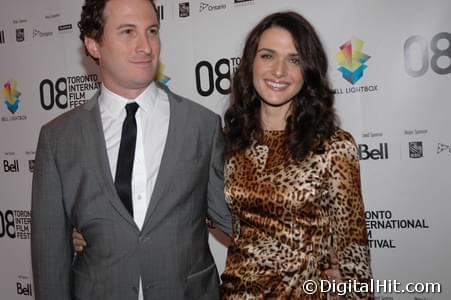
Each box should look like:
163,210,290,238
16,282,32,296
358,143,389,160
3,159,19,172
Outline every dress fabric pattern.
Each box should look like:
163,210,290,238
221,129,372,300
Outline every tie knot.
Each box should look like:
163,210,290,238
125,102,139,116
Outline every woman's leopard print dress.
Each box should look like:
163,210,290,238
221,129,372,299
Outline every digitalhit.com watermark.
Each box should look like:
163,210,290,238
303,279,441,296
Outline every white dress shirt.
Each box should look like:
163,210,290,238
99,82,170,299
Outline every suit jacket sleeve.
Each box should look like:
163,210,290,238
206,116,232,236
31,126,73,300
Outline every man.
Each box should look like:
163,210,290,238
30,0,232,299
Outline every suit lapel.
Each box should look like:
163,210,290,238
80,92,138,228
141,84,186,229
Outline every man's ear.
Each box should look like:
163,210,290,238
84,36,101,59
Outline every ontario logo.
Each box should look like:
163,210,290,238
334,37,378,95
2,80,26,121
156,63,171,86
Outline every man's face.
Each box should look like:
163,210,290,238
84,0,160,99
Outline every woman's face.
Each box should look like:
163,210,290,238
252,26,304,112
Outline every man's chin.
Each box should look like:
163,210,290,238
131,78,155,88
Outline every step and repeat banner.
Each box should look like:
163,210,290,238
1,0,450,299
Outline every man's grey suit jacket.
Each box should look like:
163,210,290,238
31,83,232,300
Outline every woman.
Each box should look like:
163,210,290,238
220,11,372,299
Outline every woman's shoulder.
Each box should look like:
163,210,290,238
323,127,358,153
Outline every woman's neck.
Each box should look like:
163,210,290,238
259,105,290,130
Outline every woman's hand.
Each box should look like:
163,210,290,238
321,250,343,282
72,229,87,253
325,251,342,281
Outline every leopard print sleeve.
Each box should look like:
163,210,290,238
326,129,373,299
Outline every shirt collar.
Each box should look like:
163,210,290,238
99,82,158,118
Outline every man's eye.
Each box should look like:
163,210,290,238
148,28,159,35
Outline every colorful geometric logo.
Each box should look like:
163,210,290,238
2,80,22,114
336,38,370,85
156,63,171,86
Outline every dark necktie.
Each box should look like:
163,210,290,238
115,102,139,216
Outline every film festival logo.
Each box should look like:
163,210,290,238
336,37,371,85
179,2,190,18
16,28,24,42
0,209,31,239
2,80,21,114
409,141,423,159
